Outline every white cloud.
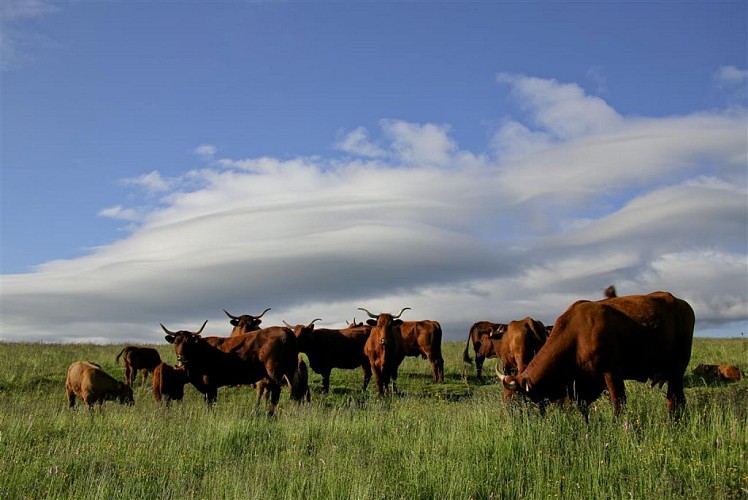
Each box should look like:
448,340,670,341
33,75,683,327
496,73,622,141
381,120,459,166
120,170,173,194
334,127,386,158
714,65,748,88
194,144,217,159
2,74,746,343
1,0,59,70
99,205,140,222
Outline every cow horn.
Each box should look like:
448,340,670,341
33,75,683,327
195,320,208,335
495,364,507,381
283,321,294,328
255,307,271,319
393,307,411,319
223,309,240,320
357,307,378,319
308,318,322,328
160,323,176,335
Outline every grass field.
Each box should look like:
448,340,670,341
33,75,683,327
0,338,746,499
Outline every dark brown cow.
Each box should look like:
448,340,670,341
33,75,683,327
400,320,445,382
152,362,189,403
161,320,301,415
501,292,695,420
257,355,311,403
490,317,549,397
286,319,373,393
66,361,134,407
115,346,162,386
462,321,507,380
224,307,272,336
692,364,742,382
359,307,408,396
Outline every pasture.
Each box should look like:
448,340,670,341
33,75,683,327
0,338,745,499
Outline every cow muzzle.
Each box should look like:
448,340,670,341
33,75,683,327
176,355,189,365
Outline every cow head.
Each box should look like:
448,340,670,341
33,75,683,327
161,320,208,366
117,382,135,405
347,318,364,329
284,319,321,350
487,323,508,340
358,307,409,347
223,307,271,335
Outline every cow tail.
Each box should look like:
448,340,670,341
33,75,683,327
115,347,127,365
462,327,473,364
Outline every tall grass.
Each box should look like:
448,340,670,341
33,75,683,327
0,339,745,498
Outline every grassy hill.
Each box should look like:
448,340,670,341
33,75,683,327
0,338,745,498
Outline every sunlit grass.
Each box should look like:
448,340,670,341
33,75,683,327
0,338,745,498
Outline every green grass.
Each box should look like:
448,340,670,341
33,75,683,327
0,339,746,499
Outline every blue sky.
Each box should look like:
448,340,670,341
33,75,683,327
2,1,746,342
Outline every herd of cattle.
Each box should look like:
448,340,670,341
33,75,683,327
64,289,742,419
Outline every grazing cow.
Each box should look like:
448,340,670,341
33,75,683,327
604,285,617,298
115,346,162,386
152,362,189,403
462,321,508,380
500,292,695,420
399,319,445,382
359,307,409,396
692,364,742,382
66,361,134,407
223,307,272,336
161,320,301,415
286,319,372,393
257,355,312,403
490,317,549,396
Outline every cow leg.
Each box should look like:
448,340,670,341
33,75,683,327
66,387,76,407
437,358,445,383
125,365,134,386
141,369,149,386
204,387,218,405
321,371,331,394
604,372,627,416
475,355,485,380
666,377,686,420
361,365,372,392
267,384,281,417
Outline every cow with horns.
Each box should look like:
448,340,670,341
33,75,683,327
359,307,409,396
223,307,272,336
463,321,508,380
161,320,301,415
284,318,372,393
500,292,695,420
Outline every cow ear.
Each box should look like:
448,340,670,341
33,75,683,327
366,319,377,326
393,319,403,326
230,319,239,326
165,335,175,344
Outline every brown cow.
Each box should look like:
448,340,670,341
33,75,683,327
115,346,162,386
285,319,372,393
604,285,617,298
462,321,508,380
66,361,134,407
692,364,742,382
359,307,409,396
400,319,445,383
223,307,272,336
489,317,549,396
501,292,695,420
257,355,311,403
161,320,300,415
152,362,189,403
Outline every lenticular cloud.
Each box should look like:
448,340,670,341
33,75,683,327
2,74,746,342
